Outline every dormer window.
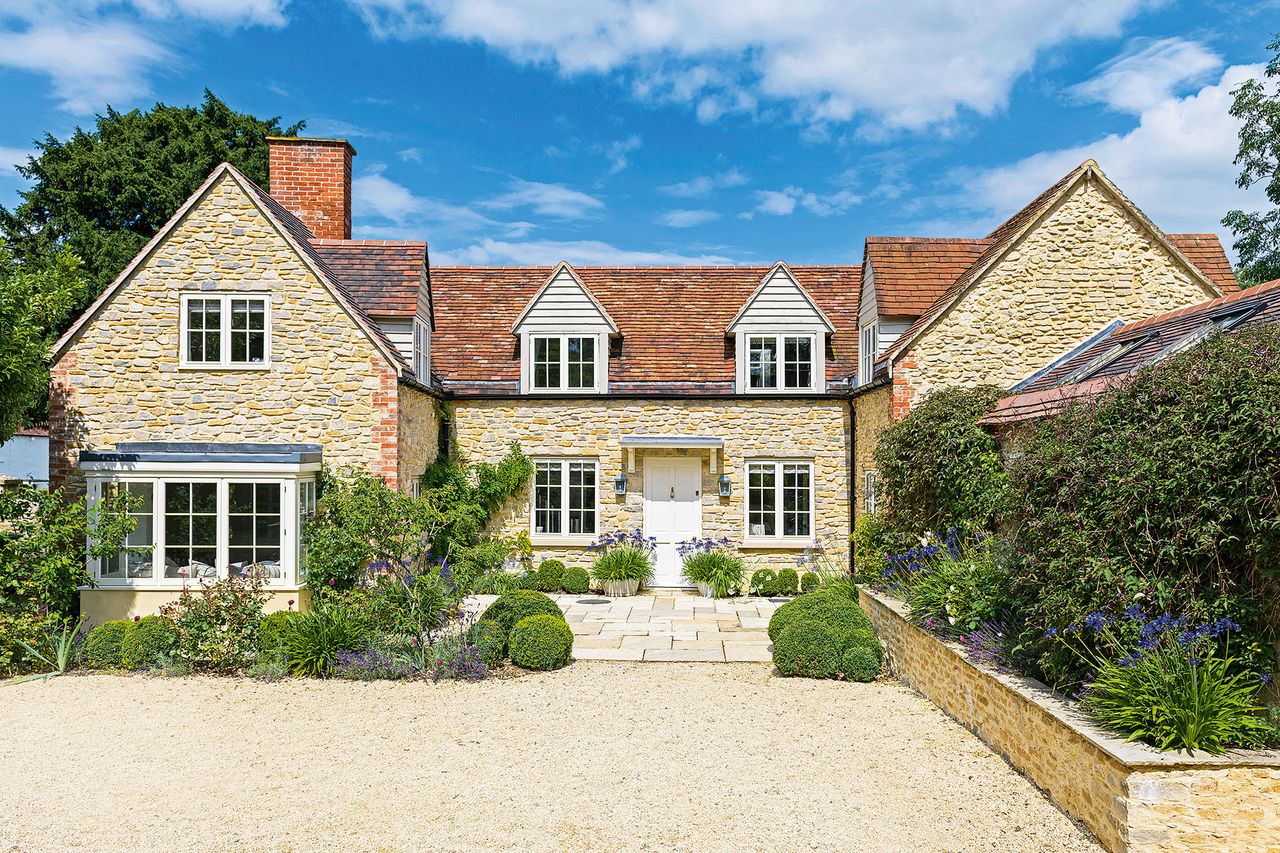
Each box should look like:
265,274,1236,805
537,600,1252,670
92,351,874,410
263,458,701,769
180,293,270,369
748,334,815,390
859,321,878,385
531,335,599,391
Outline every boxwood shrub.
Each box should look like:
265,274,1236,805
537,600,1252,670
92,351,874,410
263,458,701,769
509,614,574,671
258,610,301,656
773,620,843,678
536,559,566,592
120,615,178,670
85,620,130,669
800,572,819,593
479,589,565,640
841,646,882,682
467,618,507,668
775,568,799,596
750,569,778,596
768,590,872,643
562,567,590,595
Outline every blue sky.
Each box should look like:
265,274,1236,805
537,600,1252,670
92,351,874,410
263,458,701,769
0,0,1276,265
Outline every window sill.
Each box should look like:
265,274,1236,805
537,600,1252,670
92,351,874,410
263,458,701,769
177,362,272,371
84,582,303,591
530,535,597,547
740,538,814,550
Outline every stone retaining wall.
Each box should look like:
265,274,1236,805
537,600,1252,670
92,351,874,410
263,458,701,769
859,587,1280,852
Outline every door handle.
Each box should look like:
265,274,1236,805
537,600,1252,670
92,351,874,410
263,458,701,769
670,486,675,498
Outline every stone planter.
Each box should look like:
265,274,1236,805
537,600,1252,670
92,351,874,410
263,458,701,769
696,581,714,597
600,578,640,597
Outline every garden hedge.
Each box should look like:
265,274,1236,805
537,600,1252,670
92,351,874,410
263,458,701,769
773,620,844,678
509,614,573,671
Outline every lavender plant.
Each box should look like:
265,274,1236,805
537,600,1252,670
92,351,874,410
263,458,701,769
330,646,414,681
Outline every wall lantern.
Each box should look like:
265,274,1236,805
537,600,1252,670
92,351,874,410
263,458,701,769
718,474,732,498
614,473,628,496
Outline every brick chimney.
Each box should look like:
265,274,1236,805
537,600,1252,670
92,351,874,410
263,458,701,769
266,137,355,240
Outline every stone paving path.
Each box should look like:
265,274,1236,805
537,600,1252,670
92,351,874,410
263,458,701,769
471,591,781,662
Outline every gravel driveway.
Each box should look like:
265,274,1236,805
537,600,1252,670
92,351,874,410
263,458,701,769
0,665,1099,852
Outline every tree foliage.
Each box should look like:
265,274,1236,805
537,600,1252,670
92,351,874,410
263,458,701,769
0,250,89,439
874,385,1009,535
1006,325,1280,682
0,90,301,299
1224,35,1280,285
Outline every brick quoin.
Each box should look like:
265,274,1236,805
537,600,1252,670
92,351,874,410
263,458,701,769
370,357,400,489
890,353,918,421
46,353,77,493
267,137,355,240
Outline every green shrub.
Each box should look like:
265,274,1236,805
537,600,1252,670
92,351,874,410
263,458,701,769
562,567,590,595
478,590,565,640
284,607,366,677
875,385,1009,535
768,590,872,643
536,560,566,592
467,618,506,669
681,545,744,597
852,513,913,585
800,572,819,593
509,614,574,671
1008,326,1280,684
846,627,883,663
750,569,778,596
84,620,129,669
158,575,269,672
258,610,301,656
120,616,177,670
775,568,799,596
773,619,843,678
841,646,881,682
515,571,541,590
882,535,1011,637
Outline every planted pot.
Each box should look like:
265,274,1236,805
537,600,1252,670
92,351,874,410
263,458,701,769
600,578,641,597
696,581,714,597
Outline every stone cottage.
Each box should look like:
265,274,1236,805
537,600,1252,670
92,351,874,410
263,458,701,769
47,138,1236,621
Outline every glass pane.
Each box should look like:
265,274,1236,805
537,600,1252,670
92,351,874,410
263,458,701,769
747,463,776,537
165,515,190,546
229,515,253,546
204,303,221,329
784,337,812,389
191,514,216,545
248,332,265,362
166,482,189,512
256,483,280,513
256,514,280,545
192,483,217,514
748,338,778,389
230,483,254,513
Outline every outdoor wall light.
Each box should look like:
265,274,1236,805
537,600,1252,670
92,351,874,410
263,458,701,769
718,474,731,498
614,473,628,496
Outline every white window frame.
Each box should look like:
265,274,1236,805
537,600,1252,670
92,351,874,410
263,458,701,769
859,321,879,386
85,468,315,590
864,470,880,515
521,333,607,393
737,332,821,393
742,459,815,548
529,457,599,545
412,316,431,381
178,292,272,369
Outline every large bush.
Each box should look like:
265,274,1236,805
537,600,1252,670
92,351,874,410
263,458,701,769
509,614,574,671
768,590,872,643
1008,326,1280,683
158,576,269,672
478,590,564,641
84,620,129,669
875,385,1008,534
769,589,883,680
120,615,178,670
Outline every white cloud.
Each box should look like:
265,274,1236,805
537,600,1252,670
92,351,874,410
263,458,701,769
937,64,1266,254
352,165,533,239
659,169,748,198
0,1,289,113
434,238,733,265
754,186,861,217
480,178,605,219
658,208,720,228
398,146,423,162
1069,37,1222,114
307,117,396,141
345,0,1150,132
603,135,641,174
0,145,32,177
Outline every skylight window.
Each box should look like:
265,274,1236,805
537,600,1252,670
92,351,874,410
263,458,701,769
1056,335,1149,387
1149,304,1261,366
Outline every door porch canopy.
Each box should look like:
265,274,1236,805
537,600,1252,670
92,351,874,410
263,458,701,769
618,435,724,473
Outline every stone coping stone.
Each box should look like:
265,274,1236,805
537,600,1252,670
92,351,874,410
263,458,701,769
862,588,1280,772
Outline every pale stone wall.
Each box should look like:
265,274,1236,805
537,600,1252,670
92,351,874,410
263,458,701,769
852,386,891,522
397,384,440,488
899,176,1220,405
452,398,851,575
861,587,1280,852
80,588,311,624
48,172,421,493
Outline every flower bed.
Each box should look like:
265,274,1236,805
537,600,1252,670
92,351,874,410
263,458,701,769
861,587,1280,852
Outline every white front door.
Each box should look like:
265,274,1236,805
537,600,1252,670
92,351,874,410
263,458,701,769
643,457,702,587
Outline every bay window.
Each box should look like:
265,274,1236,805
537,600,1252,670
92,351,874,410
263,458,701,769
745,460,814,542
180,293,270,368
532,459,598,539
